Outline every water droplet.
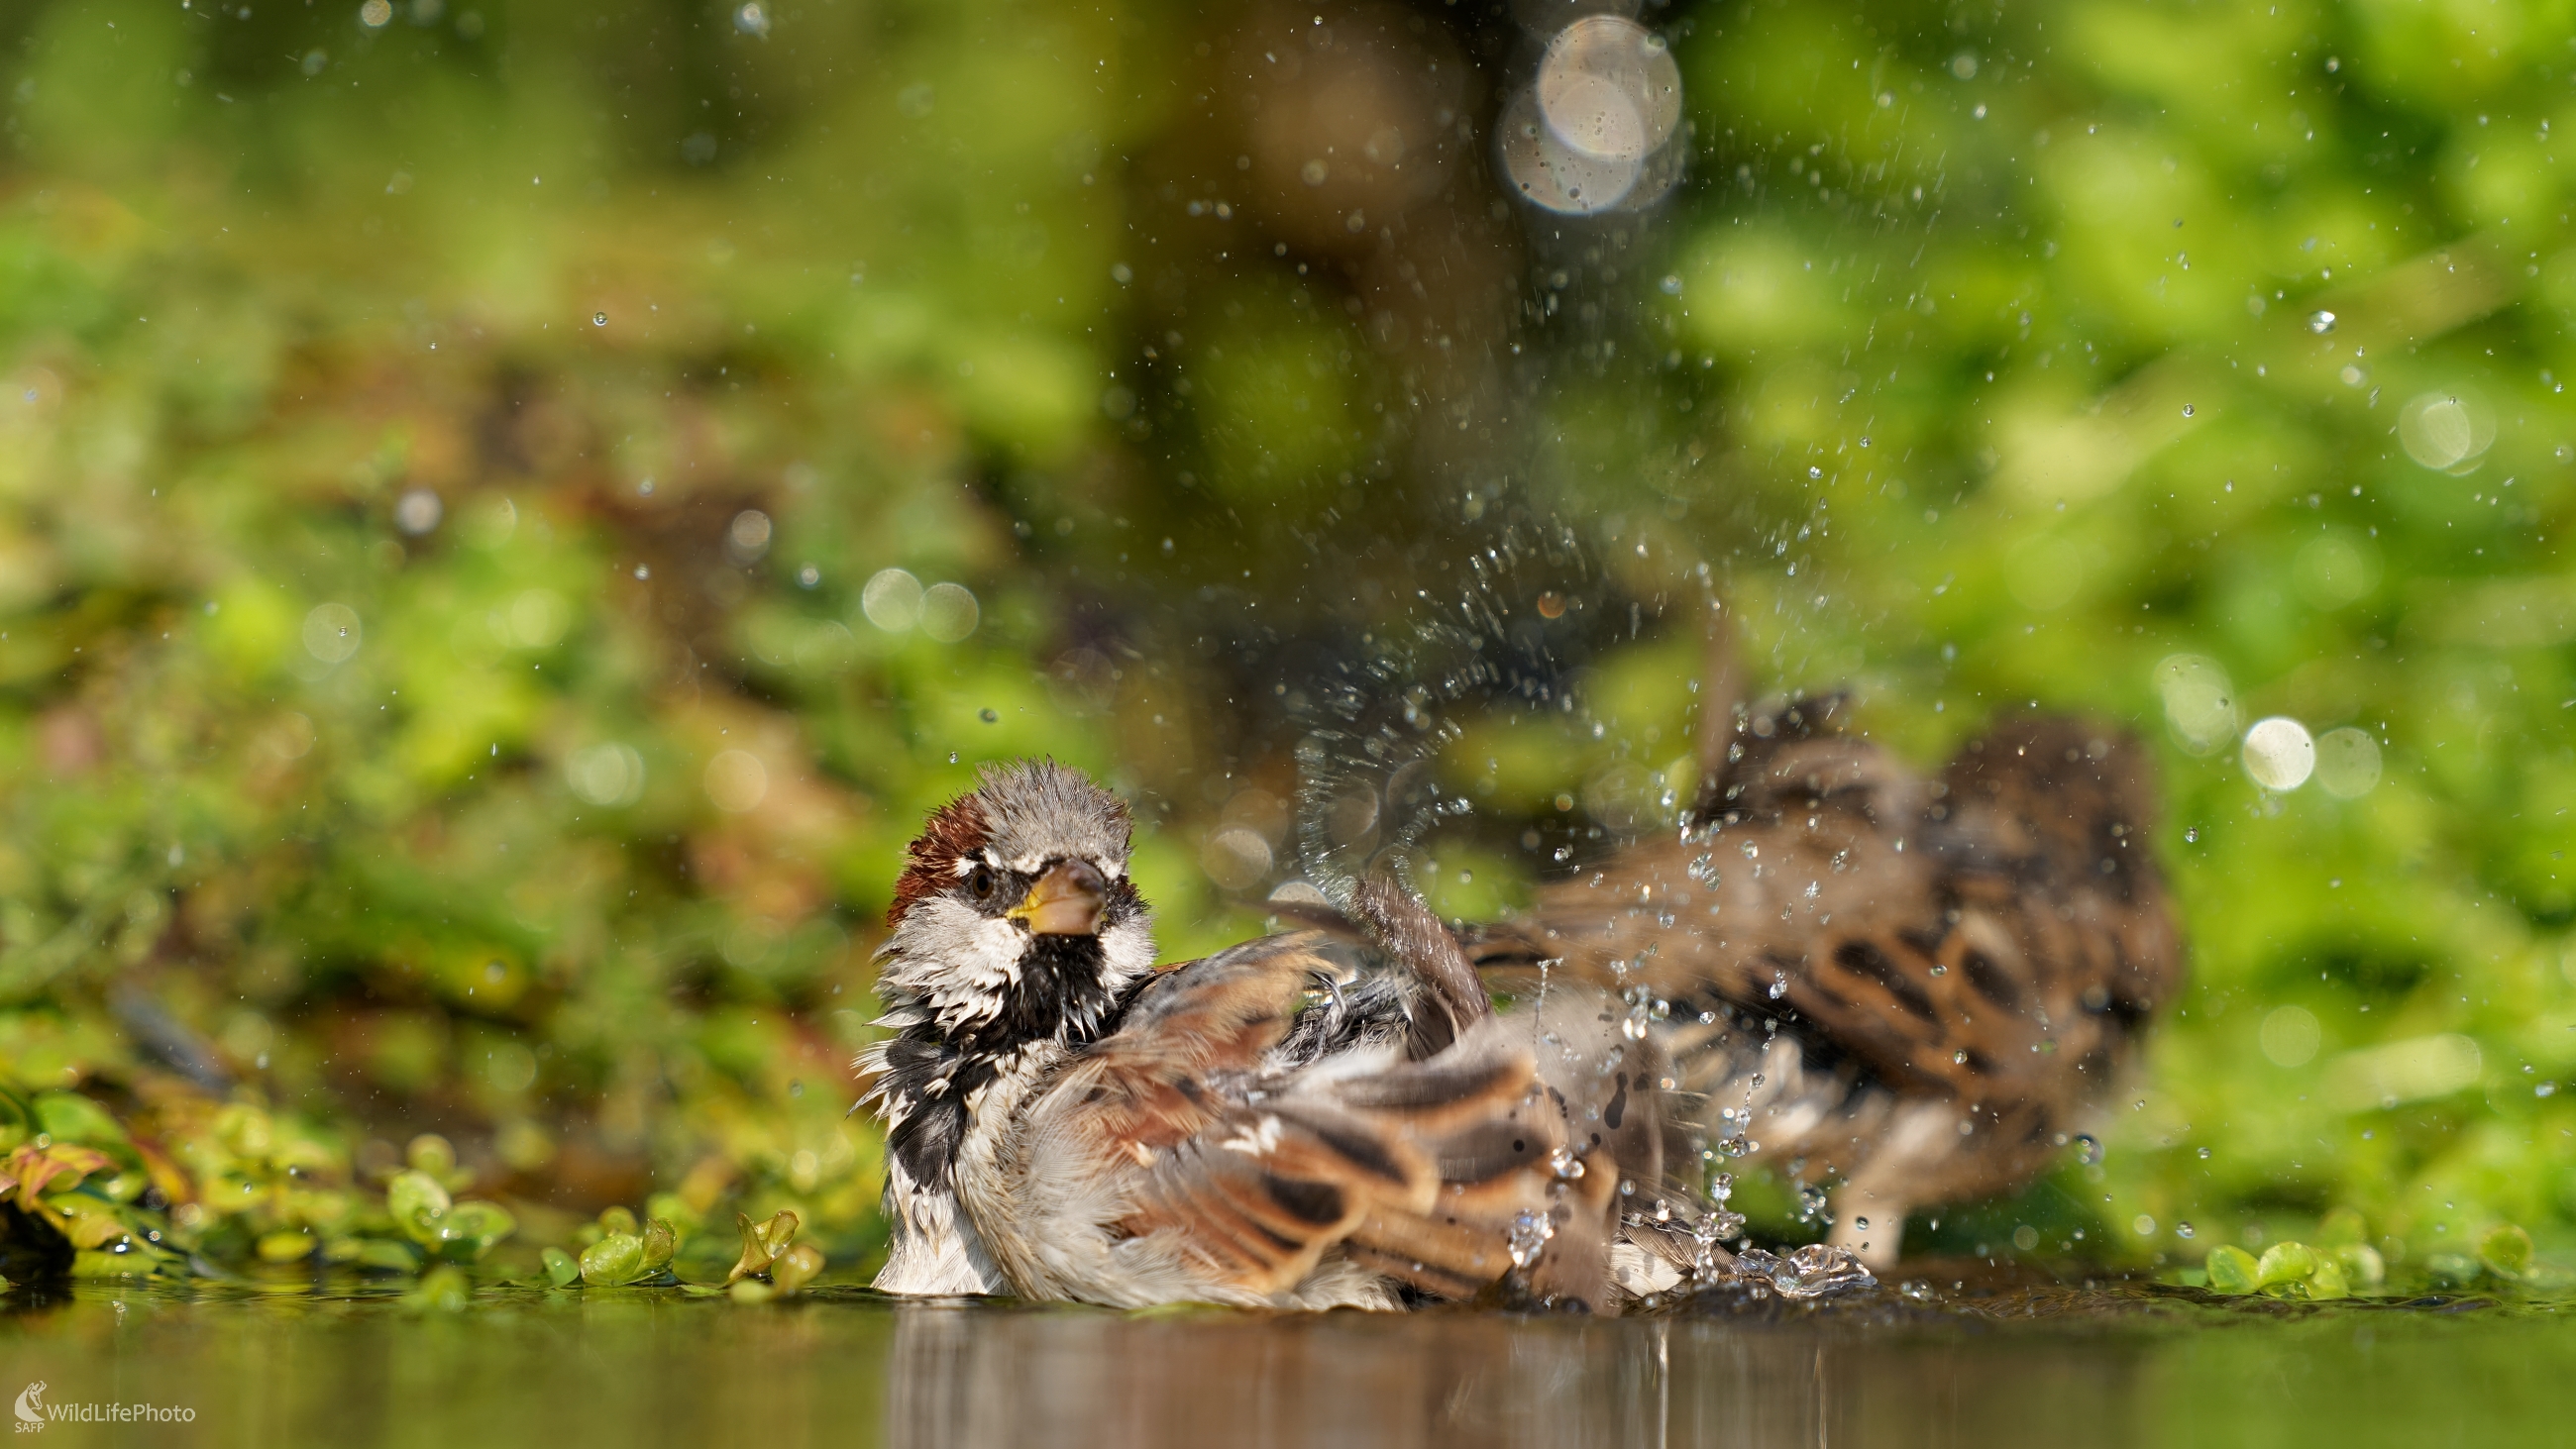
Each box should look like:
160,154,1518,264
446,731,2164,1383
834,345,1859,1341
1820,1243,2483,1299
2075,1134,2102,1166
978,708,998,723
2184,827,2199,843
1507,1207,1556,1267
632,565,650,580
1547,1146,1586,1182
2176,1221,2196,1240
2308,309,2336,334
2197,1145,2211,1159
591,312,607,328
2181,404,2196,417
1953,1050,1969,1065
947,752,959,764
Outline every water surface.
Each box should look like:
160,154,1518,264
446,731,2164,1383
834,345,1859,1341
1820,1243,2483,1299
3,1272,2565,1448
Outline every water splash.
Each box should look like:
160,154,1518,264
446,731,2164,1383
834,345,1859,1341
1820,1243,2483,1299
1507,1208,1556,1268
1794,1183,1830,1224
1730,1244,1878,1299
1287,520,1689,899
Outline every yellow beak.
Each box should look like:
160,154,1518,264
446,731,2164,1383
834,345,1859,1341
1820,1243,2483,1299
1010,860,1107,936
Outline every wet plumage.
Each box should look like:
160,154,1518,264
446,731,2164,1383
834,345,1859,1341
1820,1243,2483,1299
858,760,1676,1310
1470,681,2184,1269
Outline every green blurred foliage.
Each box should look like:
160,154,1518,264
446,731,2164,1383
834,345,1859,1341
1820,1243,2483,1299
1607,0,2576,1275
0,0,2568,1290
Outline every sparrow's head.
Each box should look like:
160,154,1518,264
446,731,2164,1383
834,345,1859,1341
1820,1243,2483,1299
877,760,1155,1051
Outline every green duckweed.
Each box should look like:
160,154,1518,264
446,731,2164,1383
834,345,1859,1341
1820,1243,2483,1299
578,1234,645,1287
2204,1245,2261,1295
2480,1225,2535,1282
541,1247,581,1290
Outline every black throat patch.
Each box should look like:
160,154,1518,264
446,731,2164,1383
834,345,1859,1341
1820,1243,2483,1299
882,932,1134,1190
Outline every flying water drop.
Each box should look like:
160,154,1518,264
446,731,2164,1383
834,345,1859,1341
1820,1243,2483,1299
1507,1208,1556,1268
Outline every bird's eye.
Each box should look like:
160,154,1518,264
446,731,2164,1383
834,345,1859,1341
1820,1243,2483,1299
967,866,999,903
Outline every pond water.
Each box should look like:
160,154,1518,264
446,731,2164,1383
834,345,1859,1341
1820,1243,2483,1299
3,1274,2565,1449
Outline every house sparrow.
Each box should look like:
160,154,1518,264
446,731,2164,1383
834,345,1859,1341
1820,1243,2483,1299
858,760,1677,1310
1470,630,2183,1270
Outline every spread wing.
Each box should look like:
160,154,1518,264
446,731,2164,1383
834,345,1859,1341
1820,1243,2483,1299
1051,931,1658,1307
1471,711,2179,1199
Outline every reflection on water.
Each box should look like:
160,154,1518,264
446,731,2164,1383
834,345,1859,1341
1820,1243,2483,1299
1,1276,2569,1448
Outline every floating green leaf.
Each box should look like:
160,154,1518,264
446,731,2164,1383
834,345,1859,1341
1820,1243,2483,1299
256,1230,316,1264
771,1244,825,1296
407,1266,474,1312
2478,1225,2534,1282
2332,1243,2387,1289
727,1209,803,1286
2255,1243,2318,1293
435,1201,516,1263
2204,1245,2261,1295
640,1218,678,1274
385,1171,453,1245
354,1240,422,1274
542,1247,581,1289
580,1233,645,1287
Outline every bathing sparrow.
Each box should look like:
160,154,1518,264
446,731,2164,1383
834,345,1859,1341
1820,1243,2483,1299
859,760,1675,1309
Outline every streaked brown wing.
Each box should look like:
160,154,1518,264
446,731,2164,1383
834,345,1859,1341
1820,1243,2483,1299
1470,715,2179,1199
1066,936,1659,1305
1114,1094,1437,1294
1341,1012,1647,1308
1076,932,1348,1154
